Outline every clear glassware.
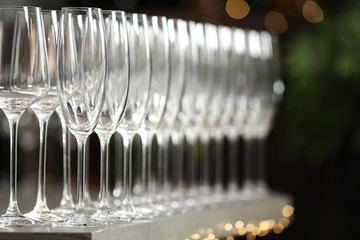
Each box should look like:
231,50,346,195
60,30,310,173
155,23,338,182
154,18,187,215
91,10,130,224
136,15,170,219
56,7,107,227
0,6,50,227
225,28,248,200
196,23,225,207
181,22,213,210
241,30,277,200
52,106,75,216
113,13,151,220
166,21,203,213
25,9,63,223
245,31,283,198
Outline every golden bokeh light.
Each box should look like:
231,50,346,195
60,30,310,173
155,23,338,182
225,223,233,231
191,233,200,239
246,223,255,232
207,228,214,234
235,220,244,229
208,233,216,240
259,229,269,237
302,0,324,23
273,224,284,234
246,233,256,240
238,227,247,235
226,236,235,240
282,205,295,217
252,227,261,236
279,217,290,228
259,221,270,230
226,0,250,19
264,11,288,34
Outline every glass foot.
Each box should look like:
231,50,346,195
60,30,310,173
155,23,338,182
91,208,132,224
25,209,63,223
0,214,37,227
60,208,99,227
52,206,75,218
113,202,144,220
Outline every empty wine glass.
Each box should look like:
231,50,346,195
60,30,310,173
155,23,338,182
247,31,283,198
113,13,151,220
154,18,187,214
182,22,214,210
241,30,276,199
91,10,130,224
25,9,63,223
225,28,248,200
0,6,50,227
197,23,224,207
56,7,107,226
137,15,170,218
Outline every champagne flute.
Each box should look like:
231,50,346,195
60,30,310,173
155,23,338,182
114,13,151,220
0,6,50,227
242,30,275,199
137,15,170,218
225,28,248,200
250,31,283,197
154,18,187,214
25,9,63,223
91,10,130,224
56,7,107,226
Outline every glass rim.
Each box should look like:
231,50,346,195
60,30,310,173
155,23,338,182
125,12,147,17
42,9,60,13
0,5,41,10
102,9,125,14
61,7,102,11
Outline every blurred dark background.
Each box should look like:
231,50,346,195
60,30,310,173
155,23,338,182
1,0,360,239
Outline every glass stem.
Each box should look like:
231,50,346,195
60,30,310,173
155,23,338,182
158,134,170,200
113,133,122,197
186,134,197,194
75,137,87,211
60,120,73,206
140,134,152,203
199,134,210,193
256,136,267,187
98,137,110,208
5,115,23,215
228,136,239,191
214,135,224,193
243,137,255,188
172,133,184,194
84,138,92,205
122,135,133,204
34,118,50,211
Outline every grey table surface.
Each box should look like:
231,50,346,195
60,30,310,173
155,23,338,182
0,193,292,240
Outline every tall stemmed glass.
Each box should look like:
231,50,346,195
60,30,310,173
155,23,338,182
91,10,130,224
182,22,212,210
57,7,107,226
0,6,49,227
137,15,169,218
202,26,233,204
225,28,248,200
242,30,276,199
114,13,151,220
25,10,63,223
196,23,223,206
154,18,187,214
251,31,283,197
